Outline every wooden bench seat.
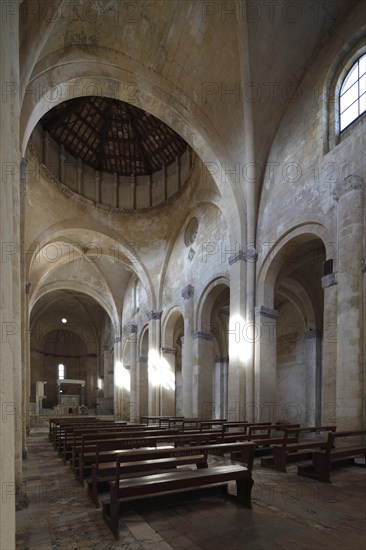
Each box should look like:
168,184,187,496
88,441,255,505
261,426,336,472
298,430,366,482
70,429,180,471
102,464,253,539
87,453,208,506
74,431,223,483
63,426,161,463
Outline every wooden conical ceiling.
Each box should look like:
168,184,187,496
40,96,188,176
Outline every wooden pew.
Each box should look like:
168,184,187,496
49,416,97,442
246,423,300,457
140,415,184,426
102,463,254,540
50,418,102,449
261,425,337,471
199,419,227,431
87,441,255,506
221,421,249,442
298,429,366,482
55,421,113,453
87,450,207,506
75,431,223,483
68,427,179,467
61,423,139,462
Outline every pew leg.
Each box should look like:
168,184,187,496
109,491,120,540
313,453,331,483
236,477,254,508
273,448,287,472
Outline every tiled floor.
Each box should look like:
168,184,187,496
16,430,366,549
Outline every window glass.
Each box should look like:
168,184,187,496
339,54,366,131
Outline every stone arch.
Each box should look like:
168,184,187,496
26,224,155,309
256,223,333,309
161,306,184,417
195,276,230,419
30,281,118,328
196,276,230,332
29,288,107,412
161,306,184,348
255,227,328,425
21,58,246,244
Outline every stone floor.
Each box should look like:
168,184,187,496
16,430,366,550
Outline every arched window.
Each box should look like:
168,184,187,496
339,53,366,131
58,363,65,379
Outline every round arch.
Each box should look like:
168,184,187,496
30,281,118,328
26,224,154,306
161,306,184,349
21,58,246,244
256,223,333,309
196,276,230,331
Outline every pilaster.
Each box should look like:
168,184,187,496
334,176,365,429
181,285,194,417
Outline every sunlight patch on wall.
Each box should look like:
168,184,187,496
115,360,130,391
148,349,175,390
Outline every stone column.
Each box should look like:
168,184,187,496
136,356,148,420
125,324,137,422
193,332,214,419
215,357,229,419
13,157,24,501
334,175,365,430
24,282,31,447
321,273,338,425
227,252,247,421
101,345,109,397
21,159,29,460
1,3,20,543
147,311,162,415
304,329,322,425
254,306,278,422
181,285,194,417
113,337,123,419
160,347,176,416
80,383,85,406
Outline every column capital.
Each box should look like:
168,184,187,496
193,331,214,341
321,273,338,289
229,247,258,265
304,328,322,339
161,347,176,355
125,323,137,335
215,356,229,363
333,175,364,201
114,336,121,343
147,310,162,321
181,284,194,299
228,250,245,265
254,305,278,318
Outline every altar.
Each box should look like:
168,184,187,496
56,379,86,407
